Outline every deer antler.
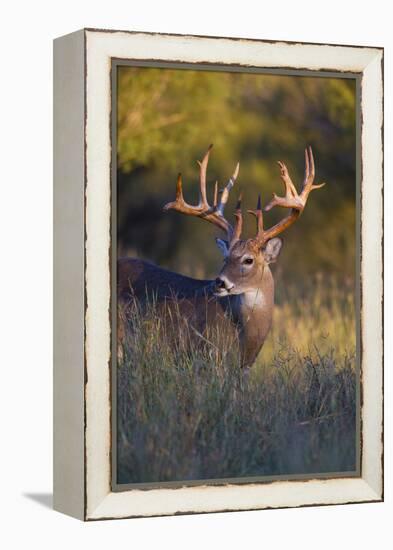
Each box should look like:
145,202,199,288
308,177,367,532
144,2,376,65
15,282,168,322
163,144,240,244
164,145,324,248
247,194,264,241
251,146,325,244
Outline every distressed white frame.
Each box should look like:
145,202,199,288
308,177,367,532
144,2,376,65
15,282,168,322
55,29,383,521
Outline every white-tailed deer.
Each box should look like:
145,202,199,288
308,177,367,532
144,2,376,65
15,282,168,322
118,145,325,367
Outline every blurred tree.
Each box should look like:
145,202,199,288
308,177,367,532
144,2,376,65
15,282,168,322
117,67,357,285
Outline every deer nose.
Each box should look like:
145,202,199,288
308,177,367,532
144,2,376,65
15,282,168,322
215,277,234,292
215,277,226,289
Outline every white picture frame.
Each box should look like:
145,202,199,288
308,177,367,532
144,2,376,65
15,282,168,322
53,28,383,521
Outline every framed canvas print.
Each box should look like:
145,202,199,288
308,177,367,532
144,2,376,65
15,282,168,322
53,28,383,520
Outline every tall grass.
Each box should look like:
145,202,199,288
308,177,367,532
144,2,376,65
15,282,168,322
117,276,357,484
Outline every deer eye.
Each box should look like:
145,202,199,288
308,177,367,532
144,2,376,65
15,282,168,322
242,257,254,265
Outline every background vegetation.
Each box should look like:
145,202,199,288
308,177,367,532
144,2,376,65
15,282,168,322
116,66,358,483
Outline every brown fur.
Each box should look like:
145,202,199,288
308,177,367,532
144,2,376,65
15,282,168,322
118,237,281,367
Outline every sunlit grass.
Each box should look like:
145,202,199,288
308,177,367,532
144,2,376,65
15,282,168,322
260,275,356,366
117,277,357,484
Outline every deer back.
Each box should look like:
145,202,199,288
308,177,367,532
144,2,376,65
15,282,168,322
117,258,240,355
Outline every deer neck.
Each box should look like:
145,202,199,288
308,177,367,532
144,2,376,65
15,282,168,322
234,266,275,367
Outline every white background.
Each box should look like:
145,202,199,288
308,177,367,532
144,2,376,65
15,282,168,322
0,1,391,548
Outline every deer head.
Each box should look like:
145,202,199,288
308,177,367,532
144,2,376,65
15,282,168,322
164,145,325,297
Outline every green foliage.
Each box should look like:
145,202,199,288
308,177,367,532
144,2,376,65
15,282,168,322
117,68,240,174
117,67,357,283
117,279,357,483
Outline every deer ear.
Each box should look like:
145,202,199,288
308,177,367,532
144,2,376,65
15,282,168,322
262,237,283,264
215,238,229,257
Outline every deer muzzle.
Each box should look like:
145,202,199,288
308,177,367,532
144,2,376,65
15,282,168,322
214,276,235,296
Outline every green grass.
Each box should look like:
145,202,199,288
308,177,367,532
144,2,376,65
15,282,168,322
117,276,357,484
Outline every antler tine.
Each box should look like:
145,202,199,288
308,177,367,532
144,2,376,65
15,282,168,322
230,193,243,246
213,181,218,208
216,162,240,216
265,160,302,213
301,146,325,194
175,173,184,203
163,145,240,241
197,144,213,208
247,194,264,241
163,172,185,212
261,146,326,243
